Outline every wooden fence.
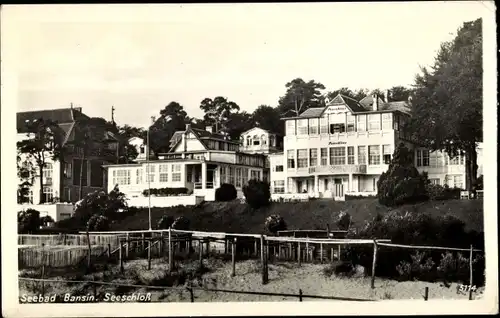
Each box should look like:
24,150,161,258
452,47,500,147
18,245,108,268
18,234,122,250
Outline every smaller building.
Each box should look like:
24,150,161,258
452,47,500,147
240,127,281,155
104,124,268,206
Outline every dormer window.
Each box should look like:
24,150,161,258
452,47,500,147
261,135,267,145
253,135,260,146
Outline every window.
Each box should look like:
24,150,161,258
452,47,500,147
429,151,445,167
309,149,318,166
308,118,319,135
297,119,308,135
90,160,104,187
297,149,308,168
251,170,261,180
320,148,328,166
64,187,71,202
273,180,285,194
228,167,235,185
246,136,251,146
274,165,284,172
159,164,169,182
393,114,400,131
113,169,131,186
320,117,328,134
368,114,381,131
27,190,34,204
43,186,54,203
347,147,355,164
346,114,355,132
368,146,380,165
287,150,295,169
357,115,366,131
382,145,392,164
171,164,181,182
454,175,463,189
448,155,460,165
261,135,267,145
136,168,143,184
43,163,53,184
329,147,346,165
417,150,430,167
64,162,72,179
73,159,88,186
460,153,465,165
236,168,242,188
430,178,440,185
146,165,155,182
286,120,296,135
242,168,249,186
358,146,367,164
328,113,346,134
382,113,392,130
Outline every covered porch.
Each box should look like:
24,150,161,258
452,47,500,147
185,163,218,191
288,175,352,200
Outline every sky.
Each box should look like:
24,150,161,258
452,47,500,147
3,2,493,129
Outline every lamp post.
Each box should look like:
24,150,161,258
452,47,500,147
147,116,155,231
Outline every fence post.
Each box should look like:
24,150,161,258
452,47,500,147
199,239,203,267
338,245,341,261
142,233,145,254
298,242,301,266
86,231,92,271
231,238,236,277
331,247,334,262
320,243,323,263
299,289,303,302
119,241,124,273
254,240,258,257
266,241,270,261
147,239,152,270
305,241,309,262
168,228,173,272
424,287,429,300
371,239,378,289
261,235,268,285
159,232,163,258
469,245,473,300
107,244,111,259
188,285,194,302
126,233,130,258
41,243,45,297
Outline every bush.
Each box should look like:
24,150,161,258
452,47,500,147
18,208,41,234
335,210,352,231
243,179,271,209
426,183,461,200
396,251,436,281
265,215,287,234
142,187,189,197
345,194,376,200
323,261,355,277
157,215,175,229
437,251,485,285
86,214,110,231
377,143,428,206
74,185,127,225
171,216,190,230
215,183,237,202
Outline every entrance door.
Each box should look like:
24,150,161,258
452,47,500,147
333,178,344,198
296,180,303,193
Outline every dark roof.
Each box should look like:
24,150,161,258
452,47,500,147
297,107,325,118
168,126,240,152
359,95,385,109
337,94,368,113
379,101,412,114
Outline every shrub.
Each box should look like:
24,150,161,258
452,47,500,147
426,183,461,200
243,179,271,209
86,214,110,231
74,185,127,225
157,215,175,229
265,215,287,234
335,210,352,231
377,143,428,206
18,208,41,234
215,183,237,202
396,251,436,281
171,216,190,230
322,261,355,277
142,187,189,197
345,194,376,200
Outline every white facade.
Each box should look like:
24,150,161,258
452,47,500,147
269,94,483,200
105,125,267,205
240,127,280,154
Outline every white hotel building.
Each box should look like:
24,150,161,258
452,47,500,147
269,93,483,200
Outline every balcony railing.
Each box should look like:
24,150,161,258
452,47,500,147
303,164,367,175
194,182,215,189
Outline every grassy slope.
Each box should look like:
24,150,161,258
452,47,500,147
109,198,484,233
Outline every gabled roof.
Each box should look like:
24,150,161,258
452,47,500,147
359,95,385,109
379,101,412,114
241,127,274,136
168,125,242,152
297,107,325,118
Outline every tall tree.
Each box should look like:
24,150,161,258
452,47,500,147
17,152,36,204
225,111,254,141
17,118,63,204
410,18,482,191
277,78,325,116
326,88,369,101
252,105,283,135
388,86,412,102
199,96,240,133
116,125,145,163
149,101,190,153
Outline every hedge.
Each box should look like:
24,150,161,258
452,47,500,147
142,187,189,197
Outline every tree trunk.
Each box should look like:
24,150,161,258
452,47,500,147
39,165,45,204
465,151,472,191
79,154,85,200
465,146,478,192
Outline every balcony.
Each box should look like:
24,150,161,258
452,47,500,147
298,164,368,175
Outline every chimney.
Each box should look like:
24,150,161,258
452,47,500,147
185,123,191,130
205,126,213,133
372,94,379,111
384,90,390,103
